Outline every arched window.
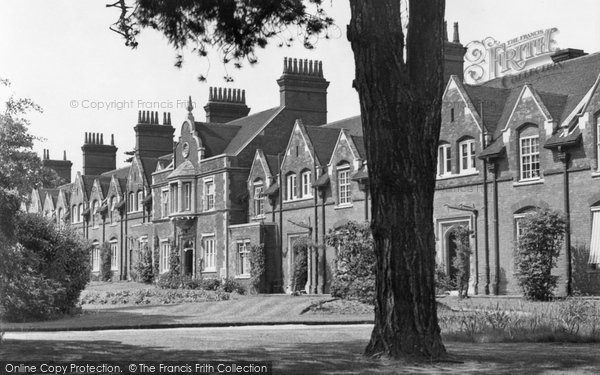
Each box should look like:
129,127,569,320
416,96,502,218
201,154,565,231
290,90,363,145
337,163,352,205
459,138,476,172
514,206,537,243
518,125,540,181
286,173,297,201
92,200,99,226
253,179,265,217
110,238,118,270
128,192,135,212
301,170,312,198
437,142,452,176
109,196,116,224
137,190,143,212
78,203,83,223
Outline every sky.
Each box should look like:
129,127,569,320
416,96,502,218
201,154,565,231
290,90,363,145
1,0,599,176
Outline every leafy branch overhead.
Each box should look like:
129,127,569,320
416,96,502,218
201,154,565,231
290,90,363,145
107,0,334,80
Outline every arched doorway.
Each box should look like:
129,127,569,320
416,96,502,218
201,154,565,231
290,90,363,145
182,239,194,277
446,228,459,283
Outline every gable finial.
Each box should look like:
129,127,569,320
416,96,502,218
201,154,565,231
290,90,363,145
187,96,194,113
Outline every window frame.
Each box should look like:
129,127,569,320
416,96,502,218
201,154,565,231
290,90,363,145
337,164,352,206
161,189,169,218
92,242,100,271
237,239,251,277
110,239,118,270
169,182,178,214
459,138,476,173
253,181,265,217
204,179,215,211
437,143,452,176
285,173,297,201
301,170,313,198
136,190,143,212
183,182,192,211
160,240,170,273
519,134,540,181
203,236,216,272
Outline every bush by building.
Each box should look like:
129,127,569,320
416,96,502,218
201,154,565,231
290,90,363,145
325,221,375,304
514,208,567,301
249,244,266,293
0,213,91,322
135,243,154,284
99,242,112,282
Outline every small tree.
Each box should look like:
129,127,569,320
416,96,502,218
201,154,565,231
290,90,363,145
135,244,154,284
291,237,311,293
152,237,160,281
249,244,266,293
452,227,472,299
99,242,112,282
168,241,180,278
514,208,567,301
325,221,375,304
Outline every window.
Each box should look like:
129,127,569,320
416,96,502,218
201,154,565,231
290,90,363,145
92,242,100,271
205,180,215,211
237,240,251,276
520,135,540,180
338,165,351,205
450,108,455,122
459,139,476,172
437,143,452,176
169,183,178,213
286,173,297,201
301,170,312,198
590,208,600,265
161,190,169,217
78,203,83,223
109,197,116,224
596,113,600,171
203,237,216,272
253,182,264,217
92,200,99,226
57,208,63,226
514,214,526,243
110,240,118,270
160,240,170,273
183,182,192,211
137,190,143,211
128,192,135,212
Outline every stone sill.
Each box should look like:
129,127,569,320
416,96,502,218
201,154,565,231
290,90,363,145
334,204,354,210
234,275,250,280
436,171,479,181
283,197,313,204
513,179,545,187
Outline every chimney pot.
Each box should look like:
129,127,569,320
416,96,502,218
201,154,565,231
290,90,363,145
138,110,142,123
453,22,460,43
100,134,104,144
63,150,67,160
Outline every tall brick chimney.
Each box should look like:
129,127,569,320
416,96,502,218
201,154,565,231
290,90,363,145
42,149,72,183
204,87,250,123
81,133,117,175
134,110,175,159
277,57,329,124
444,21,466,83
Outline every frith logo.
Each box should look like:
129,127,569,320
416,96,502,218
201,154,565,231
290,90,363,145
464,28,559,84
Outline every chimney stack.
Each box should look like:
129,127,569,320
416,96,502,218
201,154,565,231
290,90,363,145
203,87,251,123
81,132,117,175
444,21,466,83
134,111,175,159
277,57,329,125
42,149,73,183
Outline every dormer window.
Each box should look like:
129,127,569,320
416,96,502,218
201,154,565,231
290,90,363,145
253,180,265,217
519,135,540,180
459,139,476,173
437,143,452,176
337,163,352,205
301,170,312,198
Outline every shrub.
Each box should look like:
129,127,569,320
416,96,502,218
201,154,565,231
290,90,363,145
220,277,246,294
325,221,375,304
152,237,160,280
452,226,472,299
135,244,154,284
435,264,454,294
514,208,566,301
249,244,266,293
292,240,309,293
99,242,112,282
0,213,91,322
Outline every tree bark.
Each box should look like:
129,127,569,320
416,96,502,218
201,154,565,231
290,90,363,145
348,0,446,360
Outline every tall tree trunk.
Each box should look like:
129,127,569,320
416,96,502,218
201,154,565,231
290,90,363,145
348,0,446,360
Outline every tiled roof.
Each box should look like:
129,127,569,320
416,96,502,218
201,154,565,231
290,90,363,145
264,182,279,196
314,173,330,187
223,107,283,155
140,157,159,185
352,136,366,158
483,52,600,126
194,122,242,157
463,85,511,134
478,138,505,159
167,160,196,179
98,176,111,197
117,178,127,193
322,115,362,136
544,127,582,149
101,166,130,179
265,154,280,175
305,126,341,165
352,168,368,181
81,175,97,197
536,90,568,122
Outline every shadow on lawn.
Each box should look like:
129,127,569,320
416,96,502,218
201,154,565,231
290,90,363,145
2,337,599,374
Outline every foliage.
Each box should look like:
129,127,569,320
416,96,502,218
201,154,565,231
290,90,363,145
220,277,246,295
100,242,113,282
109,0,334,79
168,241,180,277
325,221,375,304
435,264,454,294
134,244,154,284
438,298,600,343
291,237,310,293
79,288,230,305
452,226,472,299
0,213,91,322
152,238,160,282
249,244,266,293
514,209,567,301
0,79,63,198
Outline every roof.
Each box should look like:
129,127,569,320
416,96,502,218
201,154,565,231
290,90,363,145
462,85,511,133
321,115,362,136
314,173,330,187
194,122,242,157
223,107,283,155
117,178,127,193
352,136,366,158
352,168,368,181
483,52,600,129
139,157,158,184
544,127,582,149
81,175,97,196
264,182,279,196
168,160,196,179
478,138,505,159
265,154,280,175
101,166,130,180
98,176,111,196
305,126,341,165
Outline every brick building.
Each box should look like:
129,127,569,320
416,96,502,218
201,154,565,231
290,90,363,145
29,24,600,295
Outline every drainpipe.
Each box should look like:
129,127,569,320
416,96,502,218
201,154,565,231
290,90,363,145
559,146,572,296
489,161,500,295
313,162,321,293
278,154,284,291
320,183,327,291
